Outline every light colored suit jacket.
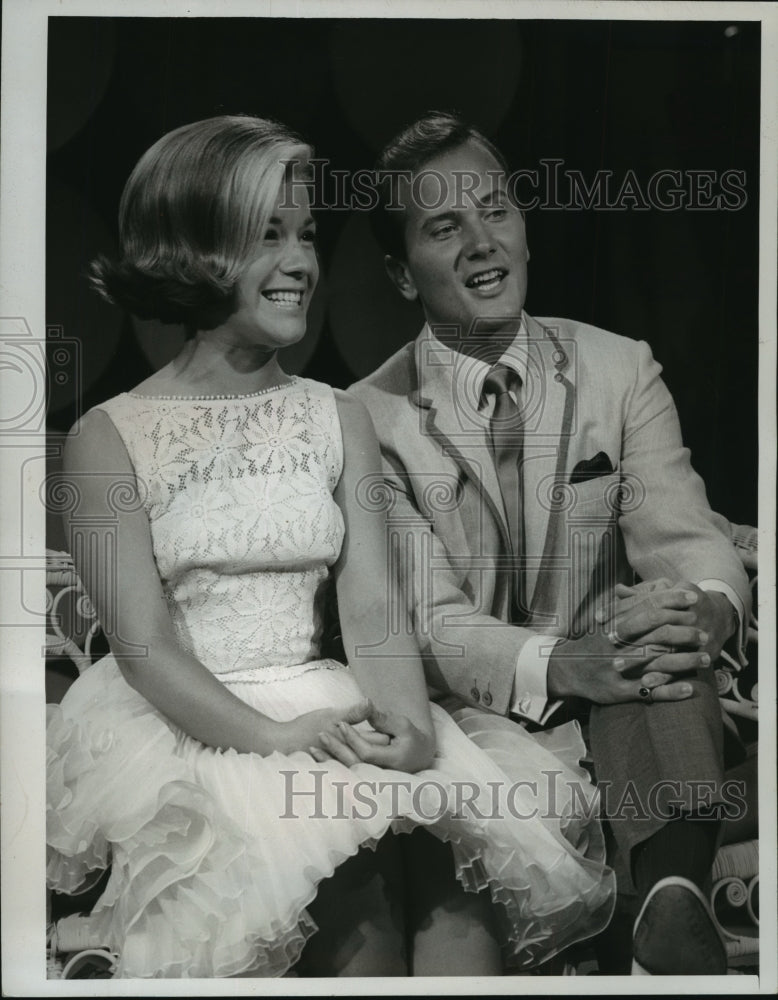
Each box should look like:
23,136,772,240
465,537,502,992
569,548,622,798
350,314,750,717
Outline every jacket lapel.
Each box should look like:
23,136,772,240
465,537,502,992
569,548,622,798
523,316,577,616
412,332,511,554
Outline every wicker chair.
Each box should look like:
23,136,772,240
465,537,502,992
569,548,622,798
45,549,117,979
45,549,101,675
709,523,759,971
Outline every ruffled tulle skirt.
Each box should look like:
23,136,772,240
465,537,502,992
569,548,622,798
47,657,615,978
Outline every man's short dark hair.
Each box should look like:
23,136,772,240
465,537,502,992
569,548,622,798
370,111,509,260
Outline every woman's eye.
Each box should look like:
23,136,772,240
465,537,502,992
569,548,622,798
486,208,508,221
432,224,456,239
263,228,279,242
302,229,317,244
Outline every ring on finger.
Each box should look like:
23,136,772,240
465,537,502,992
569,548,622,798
608,628,625,648
638,686,654,703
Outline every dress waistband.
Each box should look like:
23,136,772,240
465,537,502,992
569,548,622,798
215,659,346,686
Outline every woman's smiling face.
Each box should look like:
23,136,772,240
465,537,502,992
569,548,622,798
222,180,319,351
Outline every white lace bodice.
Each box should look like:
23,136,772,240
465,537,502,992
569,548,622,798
96,378,345,681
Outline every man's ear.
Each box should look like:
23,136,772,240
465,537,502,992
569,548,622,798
384,254,418,302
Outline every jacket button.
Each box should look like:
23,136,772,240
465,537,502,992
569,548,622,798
470,687,480,702
482,691,493,707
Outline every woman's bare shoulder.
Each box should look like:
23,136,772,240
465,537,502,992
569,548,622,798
65,406,132,474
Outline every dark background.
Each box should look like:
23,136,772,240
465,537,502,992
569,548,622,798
46,16,760,526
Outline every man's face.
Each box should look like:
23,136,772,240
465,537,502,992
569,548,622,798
387,140,528,338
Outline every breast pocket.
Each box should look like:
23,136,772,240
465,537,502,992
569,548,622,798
568,471,621,524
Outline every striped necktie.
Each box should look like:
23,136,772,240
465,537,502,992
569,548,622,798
483,363,526,619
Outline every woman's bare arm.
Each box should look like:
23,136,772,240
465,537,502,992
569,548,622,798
331,392,434,766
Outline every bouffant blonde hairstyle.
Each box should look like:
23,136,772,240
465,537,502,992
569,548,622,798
90,115,312,330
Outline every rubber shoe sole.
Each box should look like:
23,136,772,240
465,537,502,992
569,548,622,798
632,876,727,976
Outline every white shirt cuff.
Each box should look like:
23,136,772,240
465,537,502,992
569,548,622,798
511,634,564,724
697,579,747,666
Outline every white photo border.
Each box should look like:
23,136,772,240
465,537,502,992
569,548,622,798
1,0,775,995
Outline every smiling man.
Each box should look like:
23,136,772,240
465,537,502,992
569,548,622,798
349,112,751,975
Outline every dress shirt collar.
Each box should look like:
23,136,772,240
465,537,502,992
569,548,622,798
425,314,530,415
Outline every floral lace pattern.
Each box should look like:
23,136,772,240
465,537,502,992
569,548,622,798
96,380,344,676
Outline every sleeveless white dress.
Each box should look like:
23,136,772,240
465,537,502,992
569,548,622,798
47,377,615,978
